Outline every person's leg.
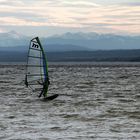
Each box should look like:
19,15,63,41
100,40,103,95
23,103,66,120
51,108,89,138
38,88,44,98
43,85,48,98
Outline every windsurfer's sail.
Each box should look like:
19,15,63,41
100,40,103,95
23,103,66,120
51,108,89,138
25,37,49,97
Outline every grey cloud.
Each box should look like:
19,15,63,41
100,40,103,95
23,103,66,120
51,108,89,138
0,0,24,6
121,2,140,6
106,15,140,19
82,23,140,28
0,11,47,22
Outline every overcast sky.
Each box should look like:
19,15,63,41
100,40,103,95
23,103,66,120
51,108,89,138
0,0,140,36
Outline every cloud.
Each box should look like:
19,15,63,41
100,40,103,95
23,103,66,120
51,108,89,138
62,1,100,7
72,4,140,34
0,0,139,35
121,2,140,6
0,16,52,26
0,0,24,6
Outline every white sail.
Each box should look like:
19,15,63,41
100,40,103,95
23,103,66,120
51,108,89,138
25,37,48,93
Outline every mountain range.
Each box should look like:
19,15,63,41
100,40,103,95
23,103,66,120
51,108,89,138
0,31,139,52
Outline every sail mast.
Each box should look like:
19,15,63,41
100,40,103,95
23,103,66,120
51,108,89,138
36,37,48,79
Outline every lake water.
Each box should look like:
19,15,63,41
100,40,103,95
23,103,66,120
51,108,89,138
0,62,140,140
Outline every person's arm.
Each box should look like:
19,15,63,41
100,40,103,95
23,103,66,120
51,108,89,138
48,78,50,85
38,81,43,85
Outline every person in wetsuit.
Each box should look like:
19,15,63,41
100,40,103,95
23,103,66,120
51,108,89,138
38,77,50,98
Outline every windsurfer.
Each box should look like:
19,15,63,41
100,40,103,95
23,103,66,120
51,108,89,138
38,77,50,98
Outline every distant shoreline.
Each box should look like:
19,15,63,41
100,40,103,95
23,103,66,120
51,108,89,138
1,50,140,63
1,61,140,68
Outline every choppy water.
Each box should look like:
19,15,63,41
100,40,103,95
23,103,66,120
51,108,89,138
0,63,140,140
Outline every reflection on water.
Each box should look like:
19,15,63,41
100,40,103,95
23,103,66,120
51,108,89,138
0,63,140,140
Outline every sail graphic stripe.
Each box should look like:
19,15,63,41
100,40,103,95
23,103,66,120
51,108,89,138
30,47,42,51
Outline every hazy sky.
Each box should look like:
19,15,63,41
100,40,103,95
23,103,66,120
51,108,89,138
0,0,140,36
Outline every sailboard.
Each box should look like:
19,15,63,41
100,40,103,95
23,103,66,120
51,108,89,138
25,37,58,100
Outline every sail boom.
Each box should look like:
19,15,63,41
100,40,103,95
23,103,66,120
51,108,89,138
27,65,44,67
27,74,44,76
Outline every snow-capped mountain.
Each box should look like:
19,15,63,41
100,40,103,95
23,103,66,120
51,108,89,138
45,32,140,50
0,31,29,47
53,32,99,40
0,31,140,51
